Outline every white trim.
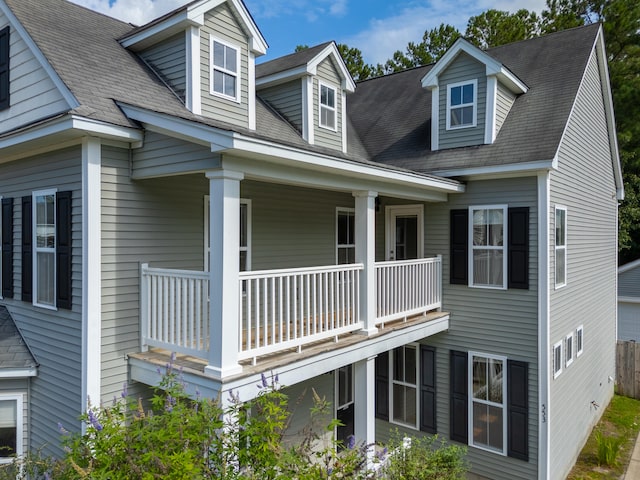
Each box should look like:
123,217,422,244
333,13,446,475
468,205,508,290
341,91,347,153
81,137,102,416
239,199,251,271
0,368,37,378
302,76,314,144
552,341,563,379
248,52,256,130
209,36,241,103
434,159,555,179
618,258,640,274
336,207,355,264
446,79,477,130
385,204,424,261
335,364,354,411
468,351,508,456
186,26,202,115
389,344,419,430
576,325,584,357
485,76,497,144
204,195,251,272
565,332,574,367
537,171,550,480
619,296,640,304
318,80,338,131
431,86,439,151
554,205,567,289
0,393,24,464
32,188,57,310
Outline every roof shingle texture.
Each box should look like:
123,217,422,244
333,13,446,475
0,306,37,370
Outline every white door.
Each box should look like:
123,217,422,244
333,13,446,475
386,205,424,261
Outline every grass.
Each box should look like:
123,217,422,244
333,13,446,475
567,394,640,479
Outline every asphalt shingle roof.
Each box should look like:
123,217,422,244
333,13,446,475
0,306,37,371
256,42,334,79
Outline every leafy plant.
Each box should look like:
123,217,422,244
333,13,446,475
595,431,625,467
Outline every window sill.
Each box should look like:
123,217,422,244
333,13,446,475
209,90,241,104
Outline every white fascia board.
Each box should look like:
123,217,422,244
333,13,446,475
119,10,200,50
0,367,37,378
434,159,555,179
255,65,310,89
70,117,143,141
619,296,640,304
307,43,356,92
619,258,640,274
0,3,78,109
227,0,268,55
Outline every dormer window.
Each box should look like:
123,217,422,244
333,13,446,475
447,80,477,129
210,37,240,102
319,82,336,130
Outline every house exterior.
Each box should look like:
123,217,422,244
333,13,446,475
0,0,622,478
618,259,640,341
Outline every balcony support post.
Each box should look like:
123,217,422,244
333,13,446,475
353,190,378,335
354,356,376,463
205,169,244,380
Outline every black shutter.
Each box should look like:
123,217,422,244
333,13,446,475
0,26,9,110
450,209,468,285
420,345,436,433
450,350,468,443
56,191,72,310
1,198,13,298
375,351,389,421
508,207,529,289
507,360,529,461
21,196,32,303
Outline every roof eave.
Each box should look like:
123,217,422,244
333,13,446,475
0,367,38,378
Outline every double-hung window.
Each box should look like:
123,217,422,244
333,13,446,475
0,394,22,464
553,341,563,379
555,206,567,288
470,205,507,289
319,82,336,130
336,208,355,264
210,37,240,101
469,353,507,455
34,190,56,308
565,332,574,367
447,80,476,129
576,325,584,357
391,344,418,429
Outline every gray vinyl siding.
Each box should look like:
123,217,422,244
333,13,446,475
0,380,28,458
200,3,249,128
619,265,640,297
101,147,209,402
139,33,186,102
548,49,618,480
258,80,303,132
313,58,343,151
495,82,516,136
0,12,70,134
618,302,640,341
131,131,220,178
375,177,539,480
0,146,82,456
438,52,486,149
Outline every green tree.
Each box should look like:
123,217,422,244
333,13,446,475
465,9,540,49
337,44,373,82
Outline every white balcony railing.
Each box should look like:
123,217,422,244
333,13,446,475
140,257,442,362
374,256,442,325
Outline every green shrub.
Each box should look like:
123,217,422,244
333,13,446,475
595,430,625,467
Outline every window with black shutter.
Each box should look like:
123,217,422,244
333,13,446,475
1,198,13,298
507,360,529,461
56,191,72,309
420,345,436,433
21,196,32,303
450,350,468,443
374,351,389,421
0,26,9,110
450,209,468,284
508,207,529,289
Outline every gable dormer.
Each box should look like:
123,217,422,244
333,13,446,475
120,0,267,130
421,38,527,151
256,42,356,154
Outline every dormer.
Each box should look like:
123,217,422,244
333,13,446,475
421,38,527,151
256,42,356,154
120,0,267,130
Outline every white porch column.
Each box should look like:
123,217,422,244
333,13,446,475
353,190,377,335
205,170,244,380
354,356,376,459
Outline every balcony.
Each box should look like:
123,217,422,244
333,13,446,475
140,256,442,364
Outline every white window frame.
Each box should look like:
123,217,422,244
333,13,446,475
553,341,563,379
0,393,24,465
555,206,567,289
389,344,419,430
33,189,57,310
335,364,354,411
203,196,250,272
446,79,477,130
209,36,241,102
336,207,355,265
318,81,337,131
576,325,584,357
469,205,507,290
565,332,574,367
468,352,507,456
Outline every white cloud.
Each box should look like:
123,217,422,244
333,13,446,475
70,0,185,25
245,0,347,21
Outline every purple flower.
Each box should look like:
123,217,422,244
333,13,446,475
87,410,103,431
57,422,68,435
261,373,268,388
274,373,279,383
347,435,356,450
121,382,128,398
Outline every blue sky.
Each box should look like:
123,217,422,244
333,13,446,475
72,0,547,65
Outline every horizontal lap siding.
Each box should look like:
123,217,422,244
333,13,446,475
619,266,640,297
200,4,249,128
0,12,69,134
495,83,516,136
0,147,82,456
101,146,208,402
619,303,640,341
313,58,343,151
548,49,618,479
374,178,539,480
258,80,303,132
140,33,186,101
438,52,486,149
